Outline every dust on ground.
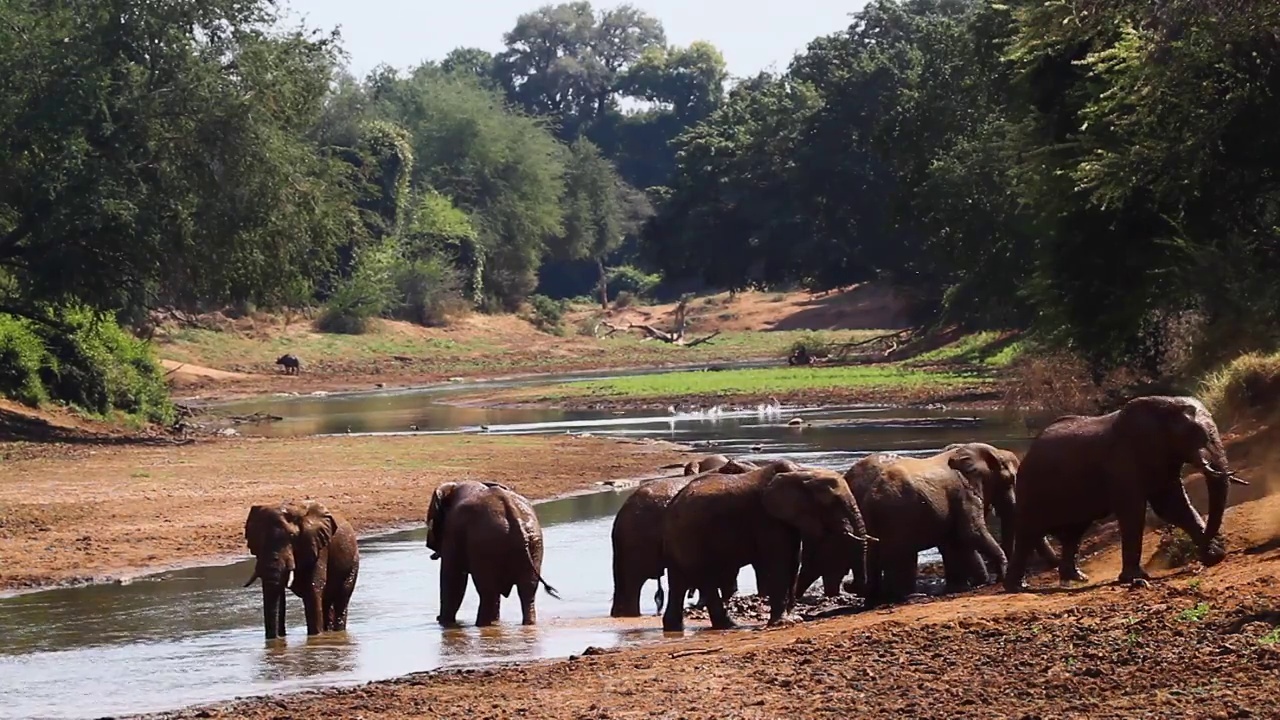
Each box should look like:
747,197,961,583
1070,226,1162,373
140,423,1280,720
0,433,686,592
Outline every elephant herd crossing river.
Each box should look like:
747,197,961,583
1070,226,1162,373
242,395,1248,640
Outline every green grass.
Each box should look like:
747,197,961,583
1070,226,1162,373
533,364,978,401
1197,350,1280,426
906,331,1027,367
1177,602,1212,623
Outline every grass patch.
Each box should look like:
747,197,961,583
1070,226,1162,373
1198,350,1280,427
535,364,977,401
906,331,1027,367
1177,602,1212,623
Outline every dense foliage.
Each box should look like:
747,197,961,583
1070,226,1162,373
651,0,1280,371
2,0,1276,418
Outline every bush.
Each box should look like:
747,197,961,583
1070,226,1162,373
788,331,832,360
0,306,173,423
316,243,397,335
606,265,660,300
1198,351,1280,428
613,290,637,309
34,305,174,423
0,316,47,406
527,294,566,335
392,255,465,327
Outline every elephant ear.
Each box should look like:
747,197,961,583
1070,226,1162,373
762,471,827,540
244,505,271,555
290,502,336,561
948,445,998,497
426,482,458,553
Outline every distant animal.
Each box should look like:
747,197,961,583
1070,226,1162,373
426,481,560,626
275,354,301,375
243,501,359,640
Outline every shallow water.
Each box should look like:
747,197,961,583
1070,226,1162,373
0,384,1031,720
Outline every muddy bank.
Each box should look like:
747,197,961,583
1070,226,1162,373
0,433,687,592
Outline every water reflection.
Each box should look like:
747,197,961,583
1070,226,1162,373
256,633,359,682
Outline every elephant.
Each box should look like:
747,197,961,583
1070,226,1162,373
1004,395,1248,592
681,454,760,475
660,462,874,631
839,445,1014,604
426,480,560,626
243,501,359,640
275,353,300,375
610,459,759,617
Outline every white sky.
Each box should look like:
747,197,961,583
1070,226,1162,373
280,0,869,81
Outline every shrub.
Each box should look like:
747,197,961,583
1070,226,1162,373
606,265,660,300
613,290,637,309
788,331,832,360
527,294,566,335
316,243,397,335
0,305,174,423
392,255,465,327
1198,351,1280,429
0,316,47,406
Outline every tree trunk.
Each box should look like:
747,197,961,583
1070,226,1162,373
597,258,608,308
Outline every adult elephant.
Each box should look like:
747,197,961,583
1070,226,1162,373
1004,396,1247,591
426,481,560,626
610,459,762,617
843,444,1013,604
661,464,874,631
243,501,359,640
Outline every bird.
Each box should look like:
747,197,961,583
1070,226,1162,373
409,424,419,431
480,424,490,432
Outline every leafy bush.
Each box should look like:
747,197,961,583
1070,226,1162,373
0,316,47,406
0,306,173,423
1198,351,1280,428
613,290,637,309
317,243,398,334
392,255,466,327
527,294,566,335
788,331,832,360
606,265,660,300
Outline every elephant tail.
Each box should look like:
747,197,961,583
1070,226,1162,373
501,492,561,600
653,575,665,615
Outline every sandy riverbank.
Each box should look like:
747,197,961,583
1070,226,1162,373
0,433,687,592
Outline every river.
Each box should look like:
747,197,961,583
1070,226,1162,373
0,376,1029,720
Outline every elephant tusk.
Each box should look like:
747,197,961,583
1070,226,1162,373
243,569,259,588
1228,473,1250,486
845,531,879,543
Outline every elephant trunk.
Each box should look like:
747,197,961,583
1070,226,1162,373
262,582,286,639
1196,439,1234,565
837,496,873,596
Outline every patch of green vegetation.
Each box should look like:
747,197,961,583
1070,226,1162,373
1198,350,1280,426
537,363,976,401
1177,602,1211,623
907,331,1027,367
0,305,173,424
1259,627,1280,645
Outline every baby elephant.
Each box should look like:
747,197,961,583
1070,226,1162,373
275,353,300,375
243,501,359,640
426,481,560,626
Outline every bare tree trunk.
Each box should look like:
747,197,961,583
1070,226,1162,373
597,258,608,309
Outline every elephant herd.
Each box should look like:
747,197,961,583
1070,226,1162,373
242,395,1248,640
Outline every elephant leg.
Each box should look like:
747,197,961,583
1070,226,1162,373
662,568,690,632
475,592,501,626
302,588,324,636
1003,523,1036,593
1114,498,1152,585
275,593,287,637
864,544,884,605
517,580,538,626
701,580,736,630
795,541,822,600
1054,522,1092,584
1034,535,1061,567
940,543,985,593
437,556,468,627
609,548,644,618
1148,483,1208,544
881,550,918,602
964,513,1007,583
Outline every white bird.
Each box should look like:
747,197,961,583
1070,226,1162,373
667,405,678,416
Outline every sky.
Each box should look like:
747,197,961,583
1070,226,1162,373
279,0,870,81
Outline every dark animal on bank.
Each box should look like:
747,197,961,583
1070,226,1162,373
244,501,359,640
1005,396,1246,592
275,354,300,375
426,481,559,626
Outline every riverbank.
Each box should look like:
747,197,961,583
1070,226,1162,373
0,433,687,592
153,286,913,403
143,420,1280,719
